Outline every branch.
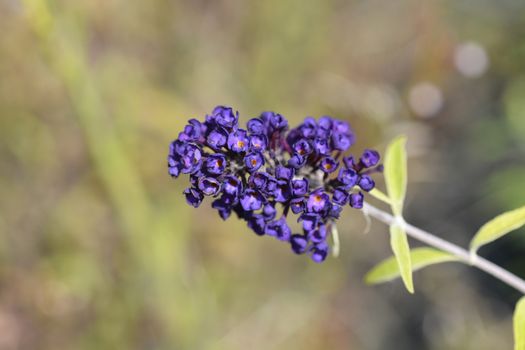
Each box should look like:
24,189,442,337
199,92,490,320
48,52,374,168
364,202,525,295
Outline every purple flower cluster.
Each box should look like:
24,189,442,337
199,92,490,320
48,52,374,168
168,106,381,263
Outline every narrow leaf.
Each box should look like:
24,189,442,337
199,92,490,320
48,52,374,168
515,296,525,350
384,136,407,216
365,247,458,285
389,222,414,293
368,188,391,205
470,205,525,254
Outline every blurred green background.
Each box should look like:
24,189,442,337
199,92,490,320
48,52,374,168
1,0,525,349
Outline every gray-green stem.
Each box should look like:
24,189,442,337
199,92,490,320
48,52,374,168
364,202,525,295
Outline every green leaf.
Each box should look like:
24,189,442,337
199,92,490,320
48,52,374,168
470,205,525,254
515,296,525,350
365,247,458,285
389,222,414,293
384,136,407,216
368,188,391,205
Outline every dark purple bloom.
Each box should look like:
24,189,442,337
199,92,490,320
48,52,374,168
206,154,227,175
212,106,238,129
290,198,305,214
275,165,294,181
223,175,242,197
291,178,309,197
227,129,249,153
311,243,329,263
240,190,265,211
293,139,312,156
290,234,308,254
262,203,277,221
266,218,291,241
261,111,288,131
338,168,358,189
360,149,380,168
306,190,330,213
244,152,264,172
179,119,205,142
308,224,327,244
212,197,233,220
168,106,381,263
249,134,268,152
319,157,339,174
198,177,221,196
332,132,354,151
298,117,317,138
332,188,349,206
184,187,204,208
247,214,266,235
273,180,291,203
179,145,202,174
207,127,228,150
314,137,330,155
358,175,375,192
288,154,306,169
299,213,319,232
349,192,364,209
247,118,265,134
168,156,181,178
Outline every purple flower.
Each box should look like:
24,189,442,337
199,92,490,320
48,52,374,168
349,192,364,209
227,129,249,153
249,134,268,152
291,178,309,197
168,106,381,263
306,190,330,213
249,172,269,190
273,180,291,203
314,137,330,155
290,198,305,214
266,218,291,241
244,152,264,172
206,154,227,175
358,175,375,192
240,190,264,211
223,175,242,197
308,224,327,244
262,203,277,221
360,149,380,168
293,139,312,156
288,154,306,169
275,165,294,181
332,188,349,206
337,168,358,189
184,187,204,208
299,213,319,232
319,157,339,174
207,127,228,150
332,132,354,151
311,242,329,263
212,106,238,129
179,119,205,142
247,214,266,235
290,234,309,254
198,177,221,196
247,118,265,134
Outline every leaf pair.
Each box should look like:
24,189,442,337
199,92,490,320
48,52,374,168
382,136,414,293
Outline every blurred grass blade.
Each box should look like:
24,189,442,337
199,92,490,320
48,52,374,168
515,296,525,350
384,136,407,216
470,205,525,254
365,248,458,285
389,222,414,293
369,188,391,205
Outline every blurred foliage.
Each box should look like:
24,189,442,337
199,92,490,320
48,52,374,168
0,0,525,349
